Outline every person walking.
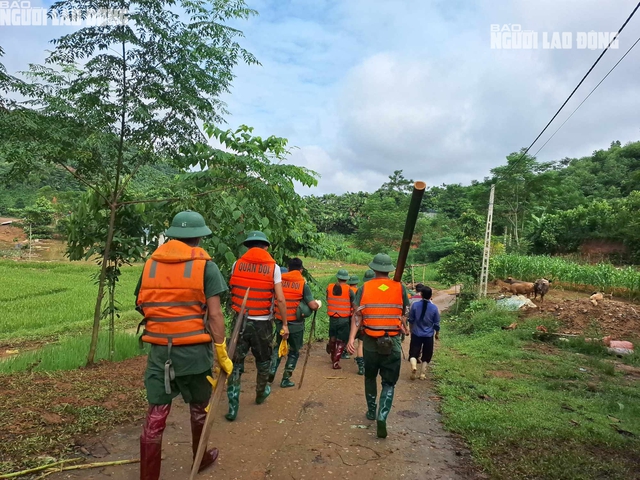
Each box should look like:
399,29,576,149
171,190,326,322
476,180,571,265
326,269,354,369
408,286,440,380
347,254,410,439
341,275,360,360
226,231,289,421
269,258,320,387
135,211,233,480
352,270,374,375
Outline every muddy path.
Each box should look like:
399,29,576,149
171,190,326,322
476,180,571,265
49,291,476,480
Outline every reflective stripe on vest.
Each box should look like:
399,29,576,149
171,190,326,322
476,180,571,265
360,278,403,337
137,240,212,347
229,248,276,316
327,283,351,318
276,270,305,322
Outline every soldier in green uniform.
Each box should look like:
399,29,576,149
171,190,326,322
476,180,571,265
352,270,374,375
347,254,410,439
326,269,355,368
135,211,232,479
341,275,360,360
269,258,320,387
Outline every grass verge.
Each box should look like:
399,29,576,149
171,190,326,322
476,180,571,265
0,332,147,374
0,260,142,343
435,304,640,479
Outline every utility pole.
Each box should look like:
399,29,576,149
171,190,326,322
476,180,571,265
479,184,495,297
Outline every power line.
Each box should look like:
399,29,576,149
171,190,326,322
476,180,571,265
532,34,640,158
502,1,640,175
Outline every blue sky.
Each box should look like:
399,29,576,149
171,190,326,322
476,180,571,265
2,0,640,194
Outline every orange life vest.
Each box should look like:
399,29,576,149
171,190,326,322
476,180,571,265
137,240,212,346
230,248,276,316
360,278,404,337
350,286,358,294
275,270,305,323
326,282,352,318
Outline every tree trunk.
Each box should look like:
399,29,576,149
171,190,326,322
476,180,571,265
86,201,118,366
108,263,116,362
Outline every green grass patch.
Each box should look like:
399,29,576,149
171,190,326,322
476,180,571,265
435,308,640,479
0,260,142,342
0,332,147,373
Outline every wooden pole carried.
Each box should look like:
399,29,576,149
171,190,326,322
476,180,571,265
297,310,317,390
189,288,250,480
394,181,427,283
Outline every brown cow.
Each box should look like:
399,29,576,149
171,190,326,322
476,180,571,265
496,279,535,297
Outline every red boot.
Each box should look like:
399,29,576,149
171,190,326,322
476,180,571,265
140,404,171,480
332,341,345,369
190,403,220,473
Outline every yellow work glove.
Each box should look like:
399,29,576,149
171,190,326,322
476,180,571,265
278,330,289,358
316,299,322,309
214,340,233,375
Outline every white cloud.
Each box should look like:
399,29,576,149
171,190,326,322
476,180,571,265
2,0,640,196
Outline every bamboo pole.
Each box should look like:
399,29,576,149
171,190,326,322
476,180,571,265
0,458,80,479
189,289,250,480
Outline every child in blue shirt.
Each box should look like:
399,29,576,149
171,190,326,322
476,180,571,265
407,286,440,380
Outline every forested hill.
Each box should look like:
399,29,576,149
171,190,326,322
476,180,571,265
0,160,178,216
2,137,639,263
305,140,640,263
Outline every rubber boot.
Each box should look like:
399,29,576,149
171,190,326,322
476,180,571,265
377,384,395,439
269,349,281,384
256,360,271,404
189,403,219,473
280,353,299,388
410,357,418,380
355,357,365,376
140,404,171,480
326,338,335,355
342,349,350,360
420,362,428,380
225,368,242,422
332,341,345,369
364,376,377,421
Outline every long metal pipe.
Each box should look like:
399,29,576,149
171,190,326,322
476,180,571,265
394,181,427,282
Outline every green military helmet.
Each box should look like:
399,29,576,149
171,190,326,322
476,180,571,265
165,210,212,239
347,275,359,286
243,230,270,246
336,269,350,280
368,253,395,273
363,269,375,282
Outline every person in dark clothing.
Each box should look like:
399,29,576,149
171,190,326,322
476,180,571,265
407,286,440,380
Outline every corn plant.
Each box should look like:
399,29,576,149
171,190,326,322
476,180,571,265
491,254,640,299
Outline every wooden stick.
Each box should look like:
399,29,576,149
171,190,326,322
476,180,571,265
55,459,139,472
0,459,81,479
189,288,250,480
33,460,140,480
297,310,317,390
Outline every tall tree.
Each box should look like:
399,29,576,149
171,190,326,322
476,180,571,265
1,0,258,364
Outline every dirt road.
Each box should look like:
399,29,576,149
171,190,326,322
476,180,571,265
50,292,475,480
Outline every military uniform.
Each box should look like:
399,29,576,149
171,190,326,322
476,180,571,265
135,211,233,480
269,262,316,387
341,275,360,360
226,231,284,421
352,271,374,375
351,254,409,439
326,269,354,369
